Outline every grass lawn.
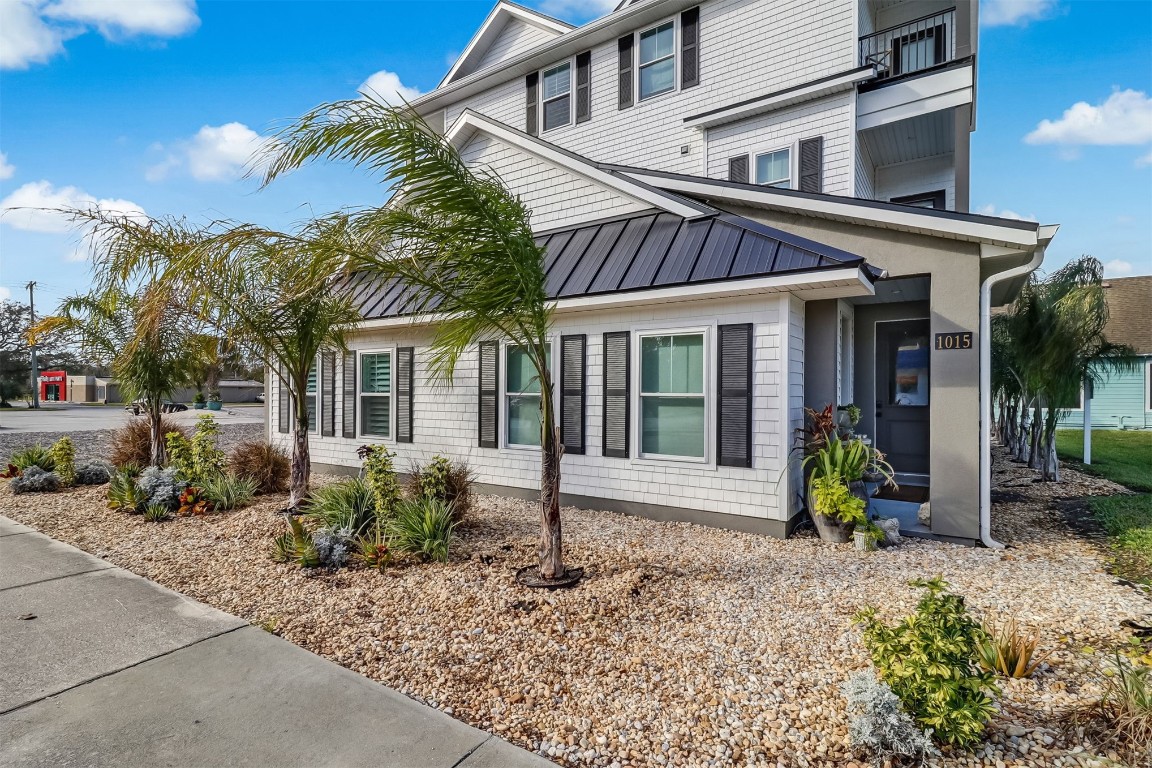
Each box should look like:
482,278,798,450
1086,494,1152,586
1055,429,1152,492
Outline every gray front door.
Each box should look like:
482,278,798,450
874,319,930,475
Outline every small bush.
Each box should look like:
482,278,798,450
843,670,939,766
177,486,213,516
313,526,354,568
75,460,114,485
9,445,55,472
200,474,257,511
168,415,226,485
408,455,475,519
1065,653,1152,765
107,469,148,513
10,466,62,494
856,577,998,748
978,619,1048,678
358,444,401,517
386,497,456,563
811,472,867,524
110,418,189,468
137,466,185,510
143,503,171,522
46,436,76,485
270,516,320,568
228,440,289,494
353,527,391,572
305,478,378,536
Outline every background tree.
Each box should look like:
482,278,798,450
261,98,568,579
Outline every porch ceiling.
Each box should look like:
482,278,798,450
860,108,955,166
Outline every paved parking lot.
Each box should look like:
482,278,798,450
0,404,265,434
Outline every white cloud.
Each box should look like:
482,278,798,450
0,180,145,235
1137,151,1152,168
358,70,422,105
1103,259,1133,277
0,152,14,180
535,0,617,22
147,122,267,182
981,0,1059,27
1,0,198,70
1025,89,1152,146
975,204,1037,222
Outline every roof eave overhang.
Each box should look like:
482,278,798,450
683,66,876,129
439,1,573,88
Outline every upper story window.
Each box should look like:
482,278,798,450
541,62,571,131
359,351,393,438
755,148,791,188
639,332,706,459
506,343,552,448
638,21,676,100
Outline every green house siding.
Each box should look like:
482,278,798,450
1057,355,1152,430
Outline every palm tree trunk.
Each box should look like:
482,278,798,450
288,380,311,509
1041,408,1061,482
538,373,563,579
1028,403,1043,469
147,397,165,467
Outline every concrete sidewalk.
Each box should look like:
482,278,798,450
0,517,550,768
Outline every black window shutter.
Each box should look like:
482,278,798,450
617,35,634,110
680,7,700,89
602,331,630,458
575,51,592,124
277,365,290,434
396,347,414,443
728,155,749,183
320,349,336,437
525,72,539,136
477,341,499,449
799,136,823,193
717,323,753,468
342,351,357,438
560,334,586,455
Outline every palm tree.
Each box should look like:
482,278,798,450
261,98,567,579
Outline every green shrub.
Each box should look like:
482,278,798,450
107,469,149,513
270,517,320,568
143,503,171,522
357,444,401,517
855,577,998,747
409,455,475,519
228,440,290,494
167,415,225,485
810,473,867,524
305,478,378,536
9,445,55,472
10,466,62,494
200,474,257,511
46,436,76,485
386,497,456,563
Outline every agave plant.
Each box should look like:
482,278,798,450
978,619,1048,678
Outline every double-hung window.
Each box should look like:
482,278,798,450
638,21,675,100
506,344,551,447
305,361,318,434
360,352,392,438
542,62,571,131
755,148,791,188
640,333,705,459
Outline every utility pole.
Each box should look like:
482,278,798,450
27,281,39,410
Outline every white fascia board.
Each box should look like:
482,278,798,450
684,68,876,129
446,110,711,220
353,268,875,332
856,64,974,131
619,171,1042,249
439,1,572,88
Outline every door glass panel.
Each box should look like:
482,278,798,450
889,331,929,406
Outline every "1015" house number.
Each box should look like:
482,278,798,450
935,332,973,350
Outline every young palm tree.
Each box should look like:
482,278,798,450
261,98,568,579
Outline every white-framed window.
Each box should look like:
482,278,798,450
305,359,318,434
505,342,553,448
638,330,707,460
1145,360,1152,412
638,20,676,100
541,61,572,131
754,147,792,188
359,350,393,439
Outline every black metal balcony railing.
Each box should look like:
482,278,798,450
859,9,955,81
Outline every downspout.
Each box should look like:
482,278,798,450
978,242,1048,549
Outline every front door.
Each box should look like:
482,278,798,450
874,319,930,475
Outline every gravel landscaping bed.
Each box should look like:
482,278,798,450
1,449,1147,768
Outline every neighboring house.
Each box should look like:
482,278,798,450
268,0,1056,545
1058,275,1152,431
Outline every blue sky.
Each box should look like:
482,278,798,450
1,0,1150,311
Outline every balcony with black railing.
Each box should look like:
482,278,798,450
859,9,956,82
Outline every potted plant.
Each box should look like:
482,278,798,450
853,520,883,551
193,391,207,410
809,473,867,543
802,431,897,542
206,390,222,411
836,403,862,433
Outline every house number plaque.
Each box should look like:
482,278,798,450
935,332,973,350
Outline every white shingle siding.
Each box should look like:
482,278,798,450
705,93,854,194
854,131,875,199
269,295,800,522
443,0,855,177
474,19,562,73
458,133,650,229
875,154,956,210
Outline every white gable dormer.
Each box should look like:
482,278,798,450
441,1,573,87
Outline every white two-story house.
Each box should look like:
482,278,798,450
270,0,1057,546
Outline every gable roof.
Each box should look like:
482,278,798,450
1102,275,1152,355
440,1,572,87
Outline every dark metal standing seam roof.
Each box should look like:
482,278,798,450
352,209,877,320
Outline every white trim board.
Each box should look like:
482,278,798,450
684,68,876,129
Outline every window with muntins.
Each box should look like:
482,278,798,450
305,361,318,434
506,344,551,447
360,352,392,438
640,333,705,458
638,21,675,100
542,62,571,131
755,149,791,188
